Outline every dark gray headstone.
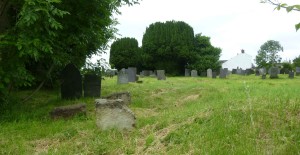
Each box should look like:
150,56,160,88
212,72,217,78
61,63,82,99
127,67,137,82
207,69,212,78
289,71,294,79
232,69,237,74
191,70,198,77
219,69,227,78
117,68,128,84
236,69,242,75
84,74,101,97
157,70,166,80
224,68,229,75
269,67,279,79
185,69,191,77
245,69,252,75
255,70,260,76
296,67,300,76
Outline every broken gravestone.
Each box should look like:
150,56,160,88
61,63,82,99
50,103,86,119
95,99,136,131
104,92,131,105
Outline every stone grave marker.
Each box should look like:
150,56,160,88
259,68,266,75
127,67,137,82
84,74,101,97
296,67,300,76
212,72,217,78
262,74,266,79
143,70,150,76
232,69,237,74
269,67,279,79
61,63,82,99
219,68,227,78
289,71,294,79
255,70,260,76
207,69,212,78
185,69,191,77
117,68,128,84
157,70,166,80
236,68,242,75
191,70,198,77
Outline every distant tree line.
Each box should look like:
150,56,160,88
110,20,221,75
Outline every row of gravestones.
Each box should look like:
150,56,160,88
61,64,101,99
118,67,166,84
185,68,222,78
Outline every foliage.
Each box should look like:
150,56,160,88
261,0,300,31
293,55,300,68
110,37,141,70
0,0,139,101
1,75,300,154
255,40,283,68
142,21,195,75
190,34,221,72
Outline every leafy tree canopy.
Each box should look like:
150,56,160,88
255,40,283,68
293,55,300,68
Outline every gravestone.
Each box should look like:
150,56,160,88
207,69,212,78
245,69,252,75
219,69,227,78
262,74,266,79
84,74,101,97
224,68,229,76
236,68,242,75
212,72,217,78
191,70,198,77
117,68,128,84
259,68,266,75
95,99,136,131
289,71,294,79
232,69,237,74
127,67,137,82
157,70,166,80
143,70,150,76
269,67,279,79
296,67,300,76
185,69,191,77
61,63,82,99
255,70,260,76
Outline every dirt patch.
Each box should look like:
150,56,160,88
31,138,60,154
133,108,158,117
175,94,200,107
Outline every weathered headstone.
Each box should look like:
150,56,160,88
191,70,198,77
269,67,279,79
212,72,217,78
50,103,86,119
117,68,128,84
262,74,266,79
259,68,266,75
84,74,101,97
289,71,294,79
127,67,137,82
95,99,136,131
185,69,191,77
296,67,300,76
236,68,243,75
245,69,252,75
219,69,227,78
207,69,212,78
232,69,237,74
157,70,166,80
61,63,82,99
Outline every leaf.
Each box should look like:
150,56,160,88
295,23,300,31
293,5,300,10
286,6,294,12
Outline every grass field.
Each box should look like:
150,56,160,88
0,74,300,154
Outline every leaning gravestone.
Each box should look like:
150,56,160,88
219,69,226,78
61,63,82,99
289,71,294,79
191,70,198,77
269,67,279,79
212,72,217,78
185,69,191,77
127,67,137,82
95,99,136,131
296,67,300,76
84,74,101,97
207,69,212,78
117,68,128,84
157,70,166,80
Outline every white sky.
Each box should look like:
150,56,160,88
98,0,300,64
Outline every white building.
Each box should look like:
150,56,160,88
222,50,254,71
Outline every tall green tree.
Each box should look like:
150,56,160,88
255,40,283,68
110,37,141,70
293,55,300,68
0,0,139,101
142,21,195,75
190,34,221,72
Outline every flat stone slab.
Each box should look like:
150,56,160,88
50,103,86,119
95,99,136,131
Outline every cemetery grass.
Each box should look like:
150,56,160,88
1,75,300,154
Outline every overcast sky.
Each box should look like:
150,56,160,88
99,0,300,63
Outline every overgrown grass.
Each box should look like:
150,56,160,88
0,75,299,154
